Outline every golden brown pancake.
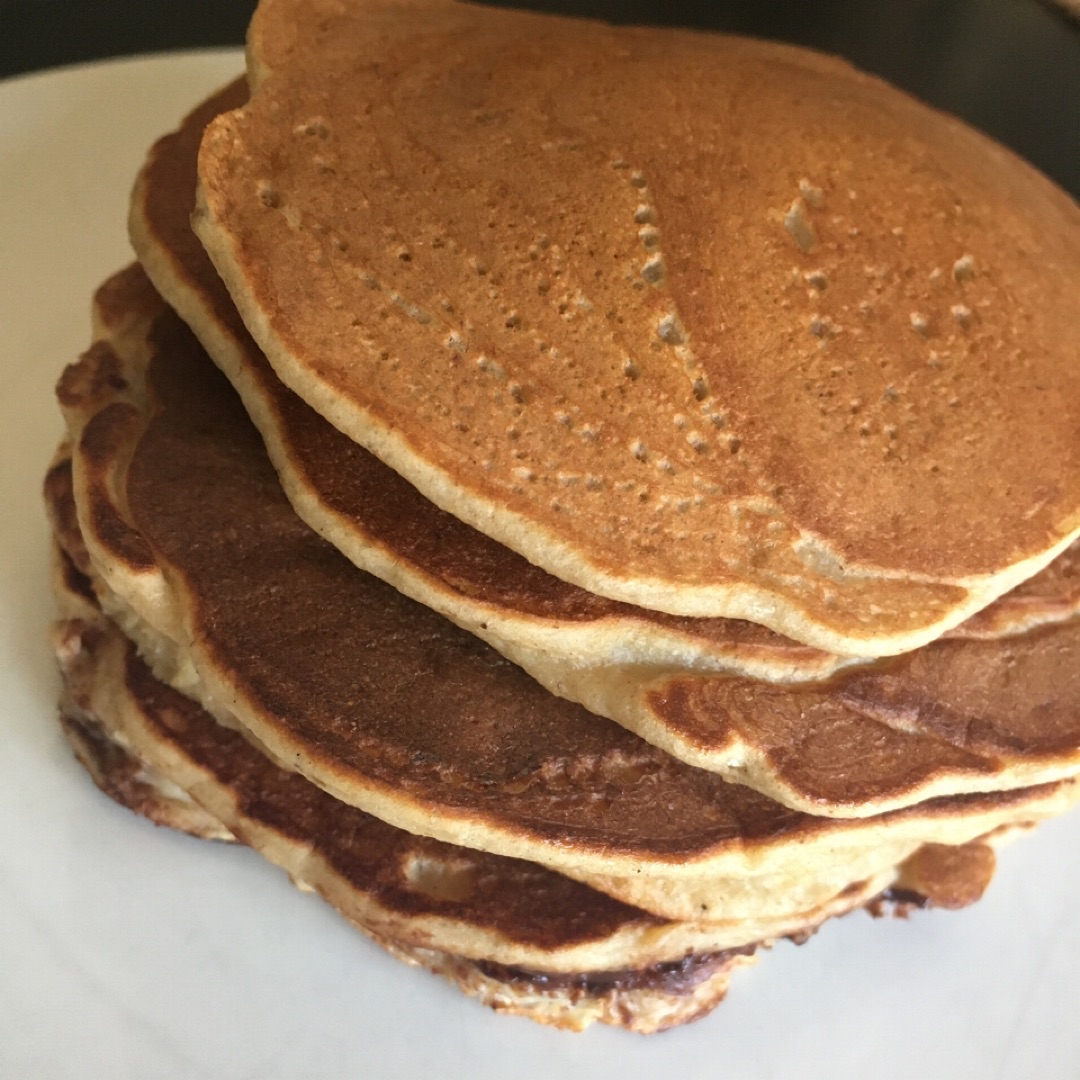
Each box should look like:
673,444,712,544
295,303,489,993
46,534,1015,1031
56,269,1080,925
132,81,1080,799
194,0,1080,654
47,583,758,1031
56,539,963,1032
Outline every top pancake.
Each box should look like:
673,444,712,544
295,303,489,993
194,0,1080,655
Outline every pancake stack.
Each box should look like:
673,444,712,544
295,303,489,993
47,0,1080,1032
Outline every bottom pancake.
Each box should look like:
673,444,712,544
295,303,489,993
48,538,1003,1031
55,696,757,1034
47,559,763,1032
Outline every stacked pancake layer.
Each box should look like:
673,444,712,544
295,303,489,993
131,80,1080,821
47,0,1080,1034
50,534,768,1032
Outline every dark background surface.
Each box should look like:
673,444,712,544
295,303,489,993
2,0,1077,196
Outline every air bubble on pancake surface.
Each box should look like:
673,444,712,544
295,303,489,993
256,181,280,208
475,355,506,380
952,304,973,329
809,315,839,339
389,291,432,325
293,116,330,138
952,254,976,282
783,198,817,252
793,535,849,583
639,225,661,249
656,313,685,346
641,254,665,285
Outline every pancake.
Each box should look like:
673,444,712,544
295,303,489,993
133,80,1080,795
47,589,754,1032
46,535,1018,1031
194,0,1080,655
56,269,1080,925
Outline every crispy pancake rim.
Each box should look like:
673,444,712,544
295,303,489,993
50,602,757,1035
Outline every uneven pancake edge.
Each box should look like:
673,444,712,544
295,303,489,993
195,196,1080,654
50,656,755,1035
132,167,858,684
47,533,1018,1033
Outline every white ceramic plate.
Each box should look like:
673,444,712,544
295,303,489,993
1,52,1078,1080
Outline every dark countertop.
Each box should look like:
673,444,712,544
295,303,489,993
2,0,1077,197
